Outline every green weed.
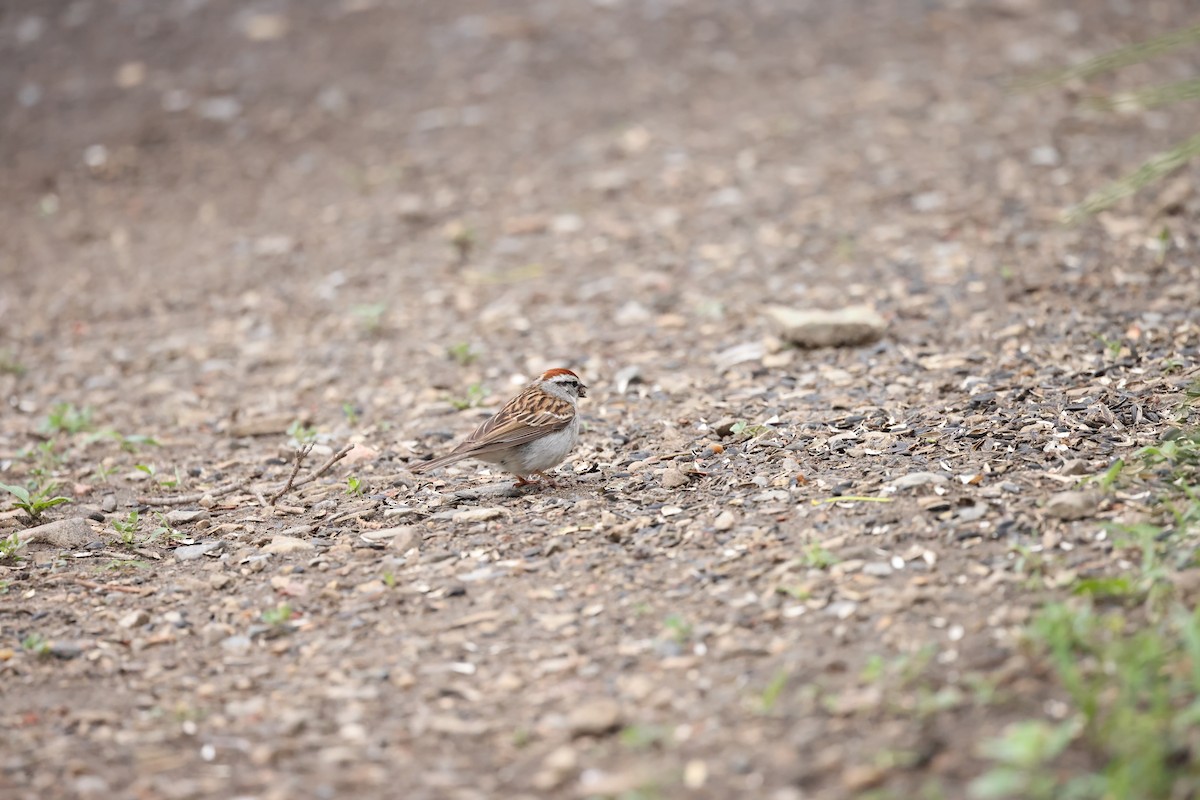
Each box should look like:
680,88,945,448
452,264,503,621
351,303,387,335
973,602,1200,800
40,402,94,434
0,480,71,521
21,633,50,657
0,532,24,561
449,383,489,411
447,341,478,365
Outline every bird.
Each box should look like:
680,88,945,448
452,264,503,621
410,368,587,487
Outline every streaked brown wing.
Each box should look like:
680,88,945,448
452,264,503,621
448,387,574,458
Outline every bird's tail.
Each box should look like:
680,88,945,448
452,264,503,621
409,452,468,474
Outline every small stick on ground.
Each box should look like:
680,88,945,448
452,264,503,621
291,443,355,491
139,480,245,507
269,443,314,506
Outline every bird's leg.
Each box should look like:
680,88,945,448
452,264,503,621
534,471,560,488
513,475,534,488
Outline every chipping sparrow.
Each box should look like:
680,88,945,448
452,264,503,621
410,368,587,486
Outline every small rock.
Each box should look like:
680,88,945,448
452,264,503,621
197,95,242,122
342,444,379,464
118,610,150,629
229,413,297,437
661,467,690,489
166,509,210,525
240,12,288,41
714,341,766,372
1045,491,1097,520
100,495,117,513
221,635,253,655
1059,459,1090,476
567,698,622,738
713,510,736,531
49,641,84,660
861,562,893,577
209,573,233,591
766,305,886,348
613,365,642,395
359,526,421,553
262,535,315,554
114,61,146,89
887,472,949,490
175,541,223,561
825,601,859,620
452,507,505,523
532,745,578,790
198,494,216,509
713,420,741,438
19,517,93,549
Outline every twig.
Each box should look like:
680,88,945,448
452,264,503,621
139,480,245,507
269,443,314,506
293,443,354,489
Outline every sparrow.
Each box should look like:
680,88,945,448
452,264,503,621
410,368,587,487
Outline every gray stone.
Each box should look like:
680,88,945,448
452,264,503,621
118,610,150,629
20,517,93,549
1045,490,1097,520
887,472,950,490
567,698,622,737
175,541,223,561
766,305,886,348
166,509,210,525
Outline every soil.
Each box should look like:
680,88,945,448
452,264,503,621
2,1,1200,798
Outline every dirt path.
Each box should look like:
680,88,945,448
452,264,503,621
3,2,1199,798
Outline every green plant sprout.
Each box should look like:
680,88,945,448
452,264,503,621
449,383,489,411
351,303,387,335
286,420,318,444
447,341,478,365
0,480,71,521
0,532,25,561
40,402,94,434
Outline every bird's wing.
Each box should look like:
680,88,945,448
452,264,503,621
455,387,574,457
410,387,574,473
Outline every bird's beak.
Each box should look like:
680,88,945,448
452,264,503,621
578,385,588,398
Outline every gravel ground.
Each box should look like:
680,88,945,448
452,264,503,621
2,1,1200,798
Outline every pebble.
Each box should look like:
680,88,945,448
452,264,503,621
100,495,117,513
19,517,92,549
661,467,690,489
452,507,505,523
49,641,84,659
825,601,859,620
262,535,315,554
1045,490,1097,520
359,526,421,553
532,745,578,790
175,541,223,561
766,305,886,348
221,635,253,655
887,472,949,490
118,610,150,629
713,510,736,531
861,562,893,577
197,96,242,122
342,443,378,464
567,698,623,738
166,509,210,525
209,573,233,590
